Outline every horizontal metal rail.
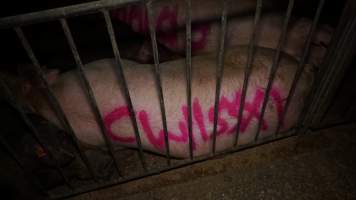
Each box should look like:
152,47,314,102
0,0,140,29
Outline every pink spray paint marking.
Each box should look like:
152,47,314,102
192,98,209,141
208,91,241,136
181,106,197,149
155,5,179,49
111,5,148,33
270,88,285,127
138,110,191,150
111,5,211,52
191,24,211,51
104,87,285,152
111,5,178,34
104,106,136,143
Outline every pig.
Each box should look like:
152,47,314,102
159,14,332,66
135,14,333,67
111,1,332,66
110,0,267,34
27,46,313,158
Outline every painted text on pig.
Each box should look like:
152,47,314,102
104,87,284,151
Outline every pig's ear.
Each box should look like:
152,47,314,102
44,69,60,85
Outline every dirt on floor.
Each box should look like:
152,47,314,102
65,123,356,200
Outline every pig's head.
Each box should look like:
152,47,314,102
287,18,333,67
0,64,60,112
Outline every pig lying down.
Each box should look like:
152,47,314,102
30,46,313,158
111,3,333,66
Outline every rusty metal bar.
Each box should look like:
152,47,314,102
185,0,194,160
0,0,140,29
14,27,97,181
144,0,171,166
254,0,295,141
0,79,73,189
59,18,122,176
234,0,263,147
102,9,147,171
211,0,228,154
274,0,325,136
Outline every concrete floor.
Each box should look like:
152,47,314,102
68,124,356,200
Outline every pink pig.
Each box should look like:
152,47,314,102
28,46,314,157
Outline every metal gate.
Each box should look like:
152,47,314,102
0,0,355,199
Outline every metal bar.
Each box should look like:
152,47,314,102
0,79,73,189
53,127,297,199
0,0,140,29
274,0,325,136
296,0,354,131
102,9,147,171
14,27,97,181
307,1,356,126
254,0,295,141
185,0,194,160
234,0,263,147
144,0,171,166
300,5,356,131
211,0,228,154
60,18,122,176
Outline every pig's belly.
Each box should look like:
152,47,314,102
46,46,312,158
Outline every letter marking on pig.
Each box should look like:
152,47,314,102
104,87,284,151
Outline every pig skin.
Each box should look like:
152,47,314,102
34,46,313,158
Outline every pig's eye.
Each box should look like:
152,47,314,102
320,41,328,48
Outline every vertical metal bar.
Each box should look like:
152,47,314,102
59,18,122,176
211,0,228,154
14,27,97,181
185,0,194,160
299,0,356,131
144,0,171,166
254,0,295,141
274,0,325,136
234,0,263,147
0,79,73,189
102,9,147,171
